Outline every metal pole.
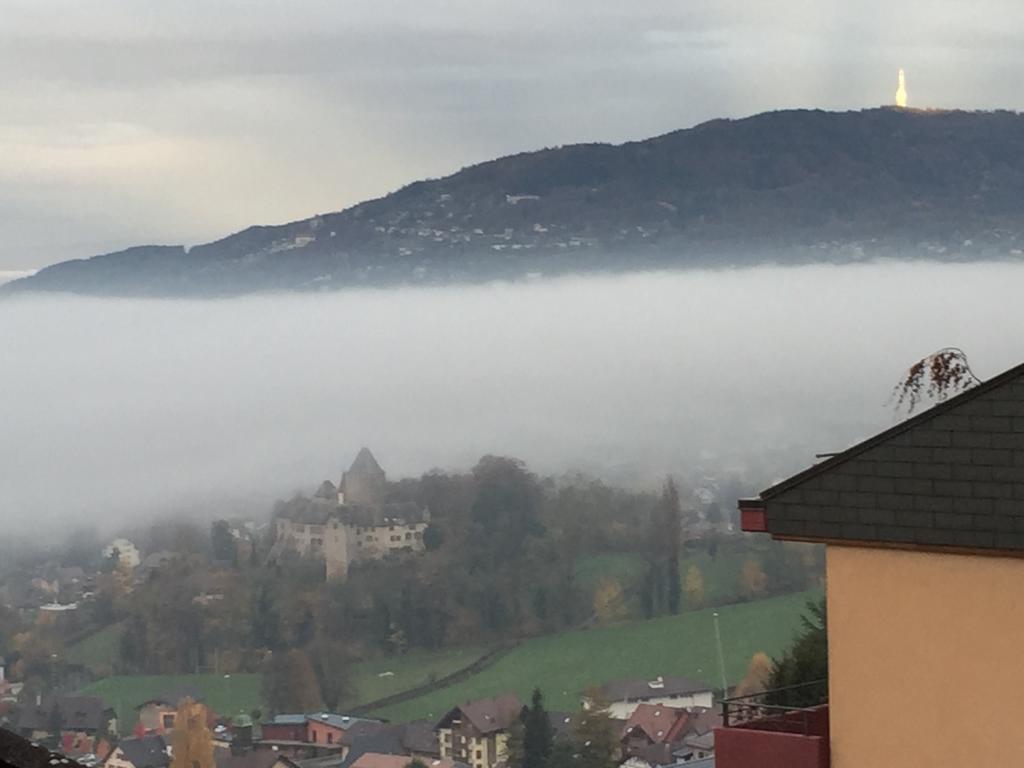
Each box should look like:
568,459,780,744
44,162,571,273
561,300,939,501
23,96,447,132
712,612,728,694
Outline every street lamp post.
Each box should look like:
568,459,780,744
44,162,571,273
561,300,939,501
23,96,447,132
712,611,728,694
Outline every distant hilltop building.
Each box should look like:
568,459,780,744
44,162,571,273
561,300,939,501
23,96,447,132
895,68,908,108
102,538,140,569
271,448,429,580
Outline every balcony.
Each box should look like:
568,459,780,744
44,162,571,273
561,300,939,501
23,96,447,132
714,681,830,768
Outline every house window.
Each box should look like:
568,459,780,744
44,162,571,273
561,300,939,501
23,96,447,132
327,732,333,744
163,714,175,729
405,532,412,540
312,732,317,743
476,751,482,761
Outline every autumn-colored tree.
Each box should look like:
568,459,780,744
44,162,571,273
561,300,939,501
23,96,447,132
592,579,627,624
170,698,214,768
684,565,705,608
733,651,773,697
574,692,618,768
740,559,768,598
263,649,324,715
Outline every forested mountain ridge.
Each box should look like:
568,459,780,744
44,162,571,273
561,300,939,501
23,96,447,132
7,107,1024,297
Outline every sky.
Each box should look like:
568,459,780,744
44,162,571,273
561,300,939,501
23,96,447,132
3,0,1024,270
3,262,1024,536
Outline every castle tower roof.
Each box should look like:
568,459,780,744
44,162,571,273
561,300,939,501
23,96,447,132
349,447,384,475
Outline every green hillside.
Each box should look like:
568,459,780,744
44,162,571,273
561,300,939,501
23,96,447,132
66,623,124,675
368,589,821,722
349,644,488,706
78,590,819,731
79,673,262,730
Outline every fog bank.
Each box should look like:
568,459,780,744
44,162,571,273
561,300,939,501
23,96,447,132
2,261,1021,535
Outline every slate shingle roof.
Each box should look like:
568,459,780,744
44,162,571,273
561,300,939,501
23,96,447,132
0,727,87,768
748,361,1024,552
17,697,111,734
114,735,169,768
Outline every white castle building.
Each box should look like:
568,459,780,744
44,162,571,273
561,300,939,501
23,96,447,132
271,448,429,580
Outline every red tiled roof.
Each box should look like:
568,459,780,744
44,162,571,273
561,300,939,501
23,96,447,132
351,754,463,768
436,694,523,735
621,704,689,744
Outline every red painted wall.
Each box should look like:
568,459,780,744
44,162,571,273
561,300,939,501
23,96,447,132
716,705,830,768
306,720,345,745
715,727,829,768
261,723,307,742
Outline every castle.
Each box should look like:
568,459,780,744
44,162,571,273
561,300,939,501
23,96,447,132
271,448,429,580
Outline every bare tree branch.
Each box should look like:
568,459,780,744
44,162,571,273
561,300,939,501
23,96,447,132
891,347,982,414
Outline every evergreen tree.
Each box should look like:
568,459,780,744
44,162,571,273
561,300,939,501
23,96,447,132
546,740,576,768
522,688,553,768
661,480,683,614
767,597,828,707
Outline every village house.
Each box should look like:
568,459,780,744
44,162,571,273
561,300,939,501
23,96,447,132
17,694,117,744
306,713,382,747
259,714,309,743
349,754,466,768
271,448,430,580
583,677,714,720
103,734,169,768
213,746,297,768
619,704,690,764
256,713,387,760
616,704,717,768
435,694,523,768
135,690,208,735
721,360,1024,767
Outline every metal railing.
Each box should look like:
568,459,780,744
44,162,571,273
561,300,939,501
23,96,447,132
719,680,828,736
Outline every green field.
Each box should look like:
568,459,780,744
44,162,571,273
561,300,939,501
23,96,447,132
66,623,124,674
368,589,821,723
79,674,263,730
349,645,488,706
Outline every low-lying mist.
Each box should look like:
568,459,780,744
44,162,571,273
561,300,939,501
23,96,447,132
2,261,1021,536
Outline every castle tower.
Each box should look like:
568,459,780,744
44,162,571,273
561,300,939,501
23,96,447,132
340,447,386,505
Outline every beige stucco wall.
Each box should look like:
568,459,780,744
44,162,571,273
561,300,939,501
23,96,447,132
827,545,1024,767
604,692,714,720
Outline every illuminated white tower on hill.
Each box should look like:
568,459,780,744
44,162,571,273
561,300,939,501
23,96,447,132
895,68,908,108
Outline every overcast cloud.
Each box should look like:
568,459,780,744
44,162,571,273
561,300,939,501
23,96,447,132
3,0,1024,270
